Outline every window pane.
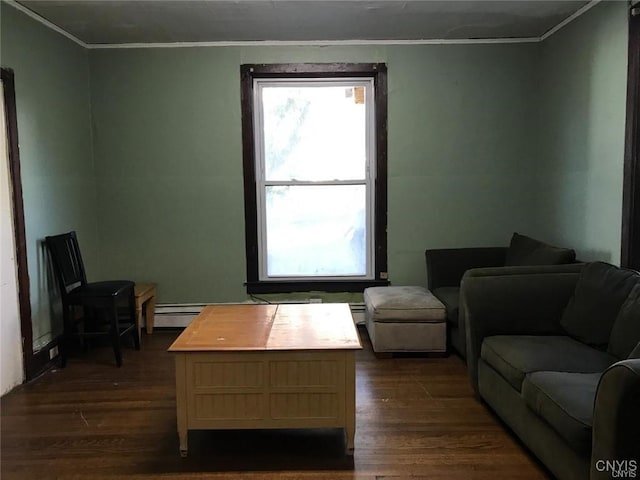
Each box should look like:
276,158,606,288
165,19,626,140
262,85,367,181
266,185,367,277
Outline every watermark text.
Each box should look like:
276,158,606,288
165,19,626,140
595,460,637,478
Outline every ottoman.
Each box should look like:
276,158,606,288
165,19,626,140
364,286,446,354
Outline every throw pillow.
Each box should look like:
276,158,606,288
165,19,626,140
608,283,640,359
561,262,639,349
505,233,576,266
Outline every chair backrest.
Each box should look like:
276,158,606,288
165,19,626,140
45,231,87,297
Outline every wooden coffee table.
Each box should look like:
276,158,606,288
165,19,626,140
168,303,362,457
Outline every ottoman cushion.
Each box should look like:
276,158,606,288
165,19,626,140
364,286,445,323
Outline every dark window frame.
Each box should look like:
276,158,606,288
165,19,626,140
240,63,389,294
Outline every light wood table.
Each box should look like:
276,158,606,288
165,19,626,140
134,283,156,338
168,303,362,457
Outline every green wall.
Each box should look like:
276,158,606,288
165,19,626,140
0,0,630,322
387,45,541,283
1,4,96,349
536,1,628,263
90,43,541,302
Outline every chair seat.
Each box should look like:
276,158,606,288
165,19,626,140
68,280,135,300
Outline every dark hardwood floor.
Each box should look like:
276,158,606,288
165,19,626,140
1,326,550,480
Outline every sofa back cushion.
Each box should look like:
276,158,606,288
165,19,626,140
608,283,640,359
561,262,639,349
505,233,576,266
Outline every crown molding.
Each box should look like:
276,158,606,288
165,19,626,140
540,0,601,41
5,0,603,50
88,37,540,49
5,0,87,48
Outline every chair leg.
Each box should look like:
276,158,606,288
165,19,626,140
129,289,140,351
80,306,91,352
59,336,69,368
133,328,140,350
109,303,123,367
59,306,75,368
112,334,123,367
131,322,140,351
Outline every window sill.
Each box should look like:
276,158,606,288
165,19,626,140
245,279,390,294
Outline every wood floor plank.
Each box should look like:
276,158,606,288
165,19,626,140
1,327,551,480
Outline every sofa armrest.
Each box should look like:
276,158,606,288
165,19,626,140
452,263,585,360
425,247,507,290
463,262,585,279
591,359,640,480
461,269,581,392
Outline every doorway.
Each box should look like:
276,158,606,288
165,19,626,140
1,73,24,392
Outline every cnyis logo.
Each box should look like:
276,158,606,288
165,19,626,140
595,460,638,478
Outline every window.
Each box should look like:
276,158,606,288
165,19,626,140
241,64,388,293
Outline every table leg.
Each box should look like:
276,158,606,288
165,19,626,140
179,435,188,458
136,304,143,340
175,354,188,457
145,294,156,334
345,351,356,455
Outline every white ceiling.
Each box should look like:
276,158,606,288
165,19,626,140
15,0,593,46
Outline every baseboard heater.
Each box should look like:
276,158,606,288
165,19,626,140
154,301,366,328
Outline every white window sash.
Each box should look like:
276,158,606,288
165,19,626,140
253,78,376,281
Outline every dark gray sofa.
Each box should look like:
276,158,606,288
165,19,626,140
426,233,576,358
462,262,640,480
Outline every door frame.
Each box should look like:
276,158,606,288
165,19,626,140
621,5,640,270
1,67,46,381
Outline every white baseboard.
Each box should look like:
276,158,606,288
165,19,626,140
153,302,365,328
153,303,205,328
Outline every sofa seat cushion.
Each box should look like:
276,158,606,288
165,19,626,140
481,335,616,391
522,371,600,455
364,286,445,323
432,287,460,325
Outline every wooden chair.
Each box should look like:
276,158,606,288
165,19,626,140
45,231,140,367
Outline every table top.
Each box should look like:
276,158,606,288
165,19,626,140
168,303,362,352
